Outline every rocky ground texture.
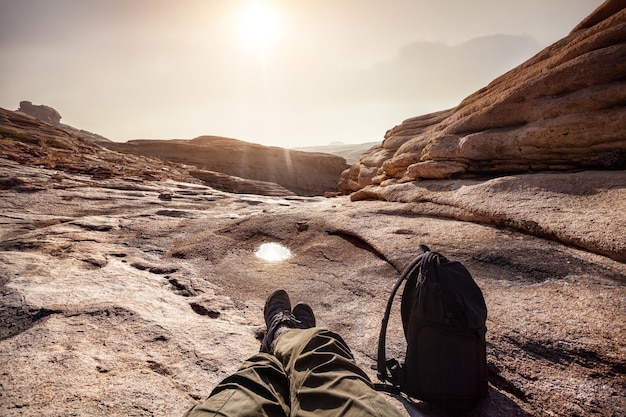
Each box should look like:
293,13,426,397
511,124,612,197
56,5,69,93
1,155,625,416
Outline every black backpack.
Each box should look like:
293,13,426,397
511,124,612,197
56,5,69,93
376,245,488,410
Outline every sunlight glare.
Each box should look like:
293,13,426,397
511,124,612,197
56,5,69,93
255,242,292,262
237,1,281,48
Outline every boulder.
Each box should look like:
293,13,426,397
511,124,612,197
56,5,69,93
339,0,626,192
17,101,62,126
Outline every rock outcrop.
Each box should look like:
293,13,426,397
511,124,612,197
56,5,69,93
0,108,313,197
8,101,349,197
106,137,350,196
17,101,62,126
0,107,196,183
339,0,626,192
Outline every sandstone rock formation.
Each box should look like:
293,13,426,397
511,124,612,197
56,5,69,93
1,102,625,417
106,136,349,197
1,3,625,416
1,107,304,197
7,102,348,197
0,107,197,183
188,169,296,197
339,0,626,192
1,155,625,417
17,101,62,126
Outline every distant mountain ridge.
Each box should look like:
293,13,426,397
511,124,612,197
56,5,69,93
295,142,378,165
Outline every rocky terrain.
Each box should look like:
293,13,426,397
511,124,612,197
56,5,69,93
105,137,349,197
1,152,625,417
11,103,350,197
1,1,625,416
339,0,626,192
1,109,625,416
1,108,323,197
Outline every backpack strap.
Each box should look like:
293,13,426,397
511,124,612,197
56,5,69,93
376,245,430,386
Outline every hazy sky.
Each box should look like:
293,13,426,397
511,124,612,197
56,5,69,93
0,0,604,147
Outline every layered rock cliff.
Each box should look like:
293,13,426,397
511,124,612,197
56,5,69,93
339,0,626,192
1,107,346,197
107,137,349,196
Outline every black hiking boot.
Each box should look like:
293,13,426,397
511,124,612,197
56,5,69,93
293,303,316,329
260,289,298,353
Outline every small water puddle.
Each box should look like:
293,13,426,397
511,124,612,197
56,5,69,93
255,243,292,262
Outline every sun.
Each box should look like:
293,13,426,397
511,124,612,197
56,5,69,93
237,1,281,49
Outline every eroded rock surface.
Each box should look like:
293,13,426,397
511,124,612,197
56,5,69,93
339,0,626,192
1,4,625,415
350,171,626,263
1,157,625,417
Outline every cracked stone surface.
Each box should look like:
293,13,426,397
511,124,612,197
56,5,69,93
1,157,625,417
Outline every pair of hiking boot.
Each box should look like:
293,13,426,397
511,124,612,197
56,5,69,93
260,290,316,353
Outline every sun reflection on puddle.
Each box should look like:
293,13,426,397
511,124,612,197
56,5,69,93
255,243,292,262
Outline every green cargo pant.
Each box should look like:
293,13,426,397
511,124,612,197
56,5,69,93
183,328,404,417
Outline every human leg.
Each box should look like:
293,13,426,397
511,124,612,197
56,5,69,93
182,353,290,417
184,290,297,417
184,290,402,417
273,328,404,417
